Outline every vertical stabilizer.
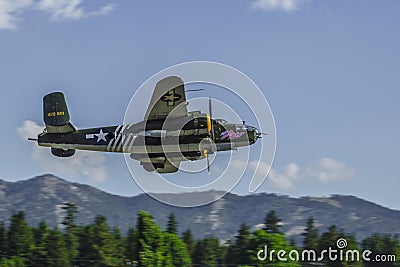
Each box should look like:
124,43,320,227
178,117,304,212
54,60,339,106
43,92,76,133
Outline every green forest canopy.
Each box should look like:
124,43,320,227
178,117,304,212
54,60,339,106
0,204,398,267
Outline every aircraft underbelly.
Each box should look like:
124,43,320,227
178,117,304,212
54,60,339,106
39,141,201,154
124,143,200,154
39,142,109,152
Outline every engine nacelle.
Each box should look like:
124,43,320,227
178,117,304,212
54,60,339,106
51,148,76,157
140,162,156,172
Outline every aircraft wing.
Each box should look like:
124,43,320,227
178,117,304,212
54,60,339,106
144,76,188,120
156,159,180,173
140,157,181,173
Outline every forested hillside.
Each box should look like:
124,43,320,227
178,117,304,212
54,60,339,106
0,208,399,266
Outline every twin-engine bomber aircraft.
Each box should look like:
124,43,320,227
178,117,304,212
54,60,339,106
31,76,261,173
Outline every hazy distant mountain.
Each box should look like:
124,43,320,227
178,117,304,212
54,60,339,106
0,174,399,242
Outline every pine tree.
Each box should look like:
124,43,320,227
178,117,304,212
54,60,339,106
302,217,318,250
362,233,400,267
45,228,69,267
92,216,124,267
246,230,300,266
263,210,282,234
192,237,221,266
7,211,34,260
112,227,124,254
166,213,178,234
77,224,97,267
226,223,251,265
31,221,70,267
61,202,78,230
77,216,124,267
162,233,192,267
125,227,137,264
136,211,164,267
61,202,79,264
0,257,25,267
181,230,195,257
341,234,362,267
318,225,338,253
0,222,7,260
318,225,343,267
301,218,321,267
31,220,50,266
236,223,251,263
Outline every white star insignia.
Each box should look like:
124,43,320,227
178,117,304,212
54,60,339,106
94,129,108,142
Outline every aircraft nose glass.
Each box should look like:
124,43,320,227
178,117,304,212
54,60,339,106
254,128,260,141
246,125,260,142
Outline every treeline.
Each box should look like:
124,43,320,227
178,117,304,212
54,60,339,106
0,204,399,267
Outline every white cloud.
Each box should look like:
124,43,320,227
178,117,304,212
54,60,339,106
17,120,107,183
305,157,355,183
265,162,299,189
85,3,116,18
246,157,354,190
251,0,309,13
264,158,354,188
17,120,44,142
0,0,33,30
0,0,116,30
240,160,298,190
230,158,249,170
36,0,116,21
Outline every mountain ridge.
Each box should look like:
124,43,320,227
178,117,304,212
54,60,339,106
0,174,399,242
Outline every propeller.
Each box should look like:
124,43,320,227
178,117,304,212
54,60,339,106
256,132,268,139
185,89,205,92
205,150,210,174
204,97,215,175
209,97,215,141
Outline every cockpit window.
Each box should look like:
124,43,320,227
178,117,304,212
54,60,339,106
236,124,248,131
214,123,225,133
216,119,228,124
194,117,207,128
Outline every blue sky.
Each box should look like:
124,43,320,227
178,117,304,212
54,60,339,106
0,0,399,209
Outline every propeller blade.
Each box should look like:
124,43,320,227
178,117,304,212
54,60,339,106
204,149,210,175
207,151,210,175
209,97,215,141
185,89,205,92
209,97,213,118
